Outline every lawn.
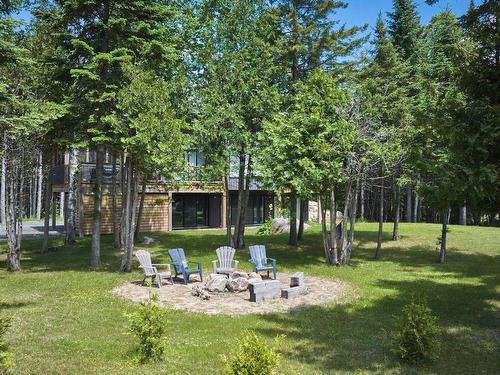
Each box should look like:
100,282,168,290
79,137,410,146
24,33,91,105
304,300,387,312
0,222,499,374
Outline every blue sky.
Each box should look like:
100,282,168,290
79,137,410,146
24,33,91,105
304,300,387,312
337,0,469,31
13,0,469,50
13,0,470,26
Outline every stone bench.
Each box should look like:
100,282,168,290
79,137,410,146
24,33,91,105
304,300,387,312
281,285,308,299
248,280,281,302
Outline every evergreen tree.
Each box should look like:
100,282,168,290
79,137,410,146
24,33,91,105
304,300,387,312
359,14,410,256
274,0,364,245
193,0,281,248
413,12,470,262
51,0,183,268
387,0,421,60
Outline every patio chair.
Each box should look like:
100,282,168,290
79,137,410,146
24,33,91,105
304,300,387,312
135,249,173,288
248,245,277,279
168,248,203,285
212,246,239,274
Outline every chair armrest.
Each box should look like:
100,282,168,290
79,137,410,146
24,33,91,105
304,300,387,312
212,260,218,273
266,258,277,266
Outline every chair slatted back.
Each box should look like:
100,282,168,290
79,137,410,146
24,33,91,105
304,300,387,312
249,245,266,267
168,248,187,273
136,250,155,276
216,246,236,269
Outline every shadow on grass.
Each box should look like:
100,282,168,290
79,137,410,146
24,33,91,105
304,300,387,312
255,250,500,373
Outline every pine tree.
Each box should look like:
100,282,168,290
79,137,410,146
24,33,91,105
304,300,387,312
387,0,421,60
359,14,410,257
275,0,364,245
51,0,182,268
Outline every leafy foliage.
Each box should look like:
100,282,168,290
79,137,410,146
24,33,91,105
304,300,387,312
256,218,273,235
393,299,441,364
225,331,281,375
0,315,11,372
127,290,168,363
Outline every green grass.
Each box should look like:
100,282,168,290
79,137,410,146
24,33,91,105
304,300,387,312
0,223,499,374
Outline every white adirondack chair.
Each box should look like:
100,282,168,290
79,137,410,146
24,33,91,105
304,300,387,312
135,250,173,288
212,246,239,274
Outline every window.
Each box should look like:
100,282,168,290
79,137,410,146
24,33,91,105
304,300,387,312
185,150,205,167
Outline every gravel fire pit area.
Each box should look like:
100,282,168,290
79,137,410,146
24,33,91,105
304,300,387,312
113,272,349,316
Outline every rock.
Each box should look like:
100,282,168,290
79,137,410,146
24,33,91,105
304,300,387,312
191,285,210,300
143,236,155,245
248,272,262,280
231,271,249,279
307,201,343,224
290,272,304,287
248,277,262,285
227,277,249,292
271,217,310,234
205,273,228,292
271,217,289,234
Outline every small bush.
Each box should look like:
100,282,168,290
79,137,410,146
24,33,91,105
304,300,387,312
256,218,273,235
127,291,167,363
394,299,441,364
226,331,281,375
0,315,12,373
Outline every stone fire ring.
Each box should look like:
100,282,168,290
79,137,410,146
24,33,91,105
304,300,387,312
113,273,350,316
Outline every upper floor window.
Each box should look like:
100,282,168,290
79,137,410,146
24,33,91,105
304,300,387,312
186,150,205,167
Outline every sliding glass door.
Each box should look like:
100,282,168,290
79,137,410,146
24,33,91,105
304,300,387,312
172,194,209,228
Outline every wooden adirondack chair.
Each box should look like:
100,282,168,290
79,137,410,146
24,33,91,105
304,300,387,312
135,250,173,288
212,246,239,274
248,245,277,279
168,248,203,285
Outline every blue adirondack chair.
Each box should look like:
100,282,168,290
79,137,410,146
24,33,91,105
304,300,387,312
248,245,277,280
168,248,203,285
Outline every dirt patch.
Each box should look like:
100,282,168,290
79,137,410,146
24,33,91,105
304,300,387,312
113,273,350,316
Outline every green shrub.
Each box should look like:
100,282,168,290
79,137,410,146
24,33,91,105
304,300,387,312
256,218,273,235
226,331,281,375
394,299,441,364
127,291,167,363
0,315,12,373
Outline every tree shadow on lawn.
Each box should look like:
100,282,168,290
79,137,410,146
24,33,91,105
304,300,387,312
255,252,500,373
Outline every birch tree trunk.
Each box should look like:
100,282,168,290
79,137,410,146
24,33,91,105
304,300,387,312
235,154,252,249
297,198,306,241
36,152,43,219
6,151,24,271
406,186,412,222
134,177,147,242
319,194,332,263
359,179,365,221
330,188,338,265
459,205,466,225
90,145,104,268
0,146,6,224
224,176,233,247
346,179,359,264
41,151,53,253
339,180,352,264
232,151,246,248
413,192,419,223
289,191,298,246
392,184,400,240
120,158,139,272
375,175,384,259
65,149,78,244
440,207,450,263
111,152,121,248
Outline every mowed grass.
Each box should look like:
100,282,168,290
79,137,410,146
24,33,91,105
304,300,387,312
0,222,499,374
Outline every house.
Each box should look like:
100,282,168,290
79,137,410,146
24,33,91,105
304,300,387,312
52,149,274,235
